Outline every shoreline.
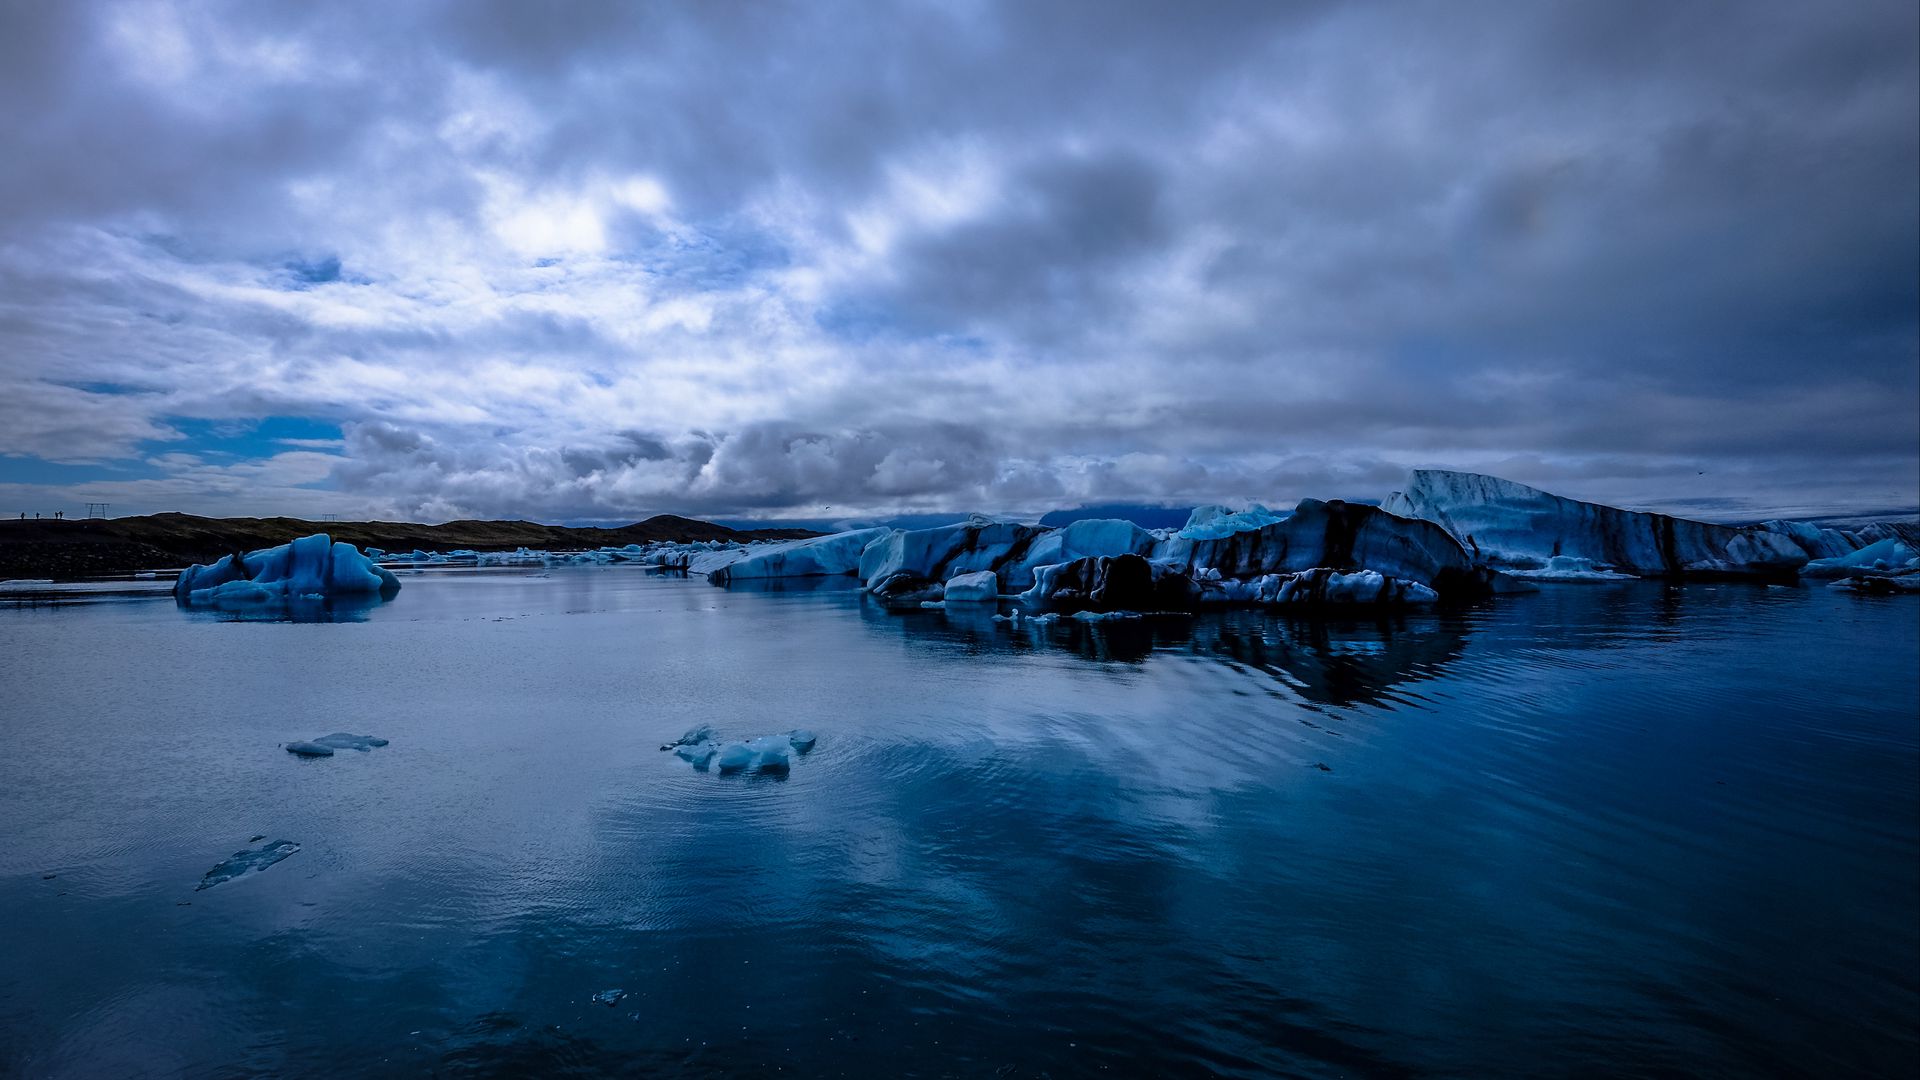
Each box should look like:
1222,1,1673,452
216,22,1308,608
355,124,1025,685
0,513,817,580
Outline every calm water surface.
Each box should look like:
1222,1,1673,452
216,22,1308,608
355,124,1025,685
1,569,1915,1078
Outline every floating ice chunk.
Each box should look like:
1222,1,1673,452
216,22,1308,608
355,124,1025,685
196,840,300,890
942,570,1000,602
176,534,401,606
673,742,717,769
788,729,817,751
1830,574,1920,595
591,989,627,1007
714,735,793,774
1071,609,1143,621
285,741,334,757
313,733,388,752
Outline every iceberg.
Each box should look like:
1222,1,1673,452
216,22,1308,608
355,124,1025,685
1381,470,1807,578
1801,537,1920,578
1760,520,1861,562
1152,498,1490,597
1006,518,1157,588
858,516,1053,595
175,534,401,606
707,527,891,584
668,729,817,775
942,570,1001,603
1177,504,1287,540
1023,553,1198,613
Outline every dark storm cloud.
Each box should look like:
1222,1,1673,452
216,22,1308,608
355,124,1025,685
0,0,1913,522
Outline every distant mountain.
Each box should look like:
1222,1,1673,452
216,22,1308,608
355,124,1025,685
0,513,817,579
720,505,1201,533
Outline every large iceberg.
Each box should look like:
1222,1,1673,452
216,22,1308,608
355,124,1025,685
1800,537,1920,579
1006,518,1157,589
175,534,401,606
1021,553,1198,613
858,515,1054,595
1153,498,1490,597
1381,470,1807,578
707,528,891,584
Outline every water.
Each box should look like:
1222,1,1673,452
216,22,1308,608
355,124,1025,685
1,569,1915,1078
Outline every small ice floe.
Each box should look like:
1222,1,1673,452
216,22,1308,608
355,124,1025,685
197,840,300,890
1071,609,1143,621
591,989,627,1007
1830,574,1920,595
666,729,818,775
942,570,1000,603
286,733,388,756
314,733,388,752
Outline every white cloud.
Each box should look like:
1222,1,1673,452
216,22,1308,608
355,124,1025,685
0,0,1912,523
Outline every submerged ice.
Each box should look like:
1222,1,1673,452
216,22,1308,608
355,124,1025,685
286,733,388,757
196,840,300,890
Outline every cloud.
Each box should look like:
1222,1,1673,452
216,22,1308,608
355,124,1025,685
0,0,1913,523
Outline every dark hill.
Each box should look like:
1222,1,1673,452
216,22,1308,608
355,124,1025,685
0,513,817,579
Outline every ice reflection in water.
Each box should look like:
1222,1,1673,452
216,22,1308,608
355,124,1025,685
0,569,1913,1077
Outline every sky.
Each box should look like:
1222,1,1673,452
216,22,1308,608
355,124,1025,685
0,0,1915,527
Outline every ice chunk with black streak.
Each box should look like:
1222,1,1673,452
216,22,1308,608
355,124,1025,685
196,840,300,890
